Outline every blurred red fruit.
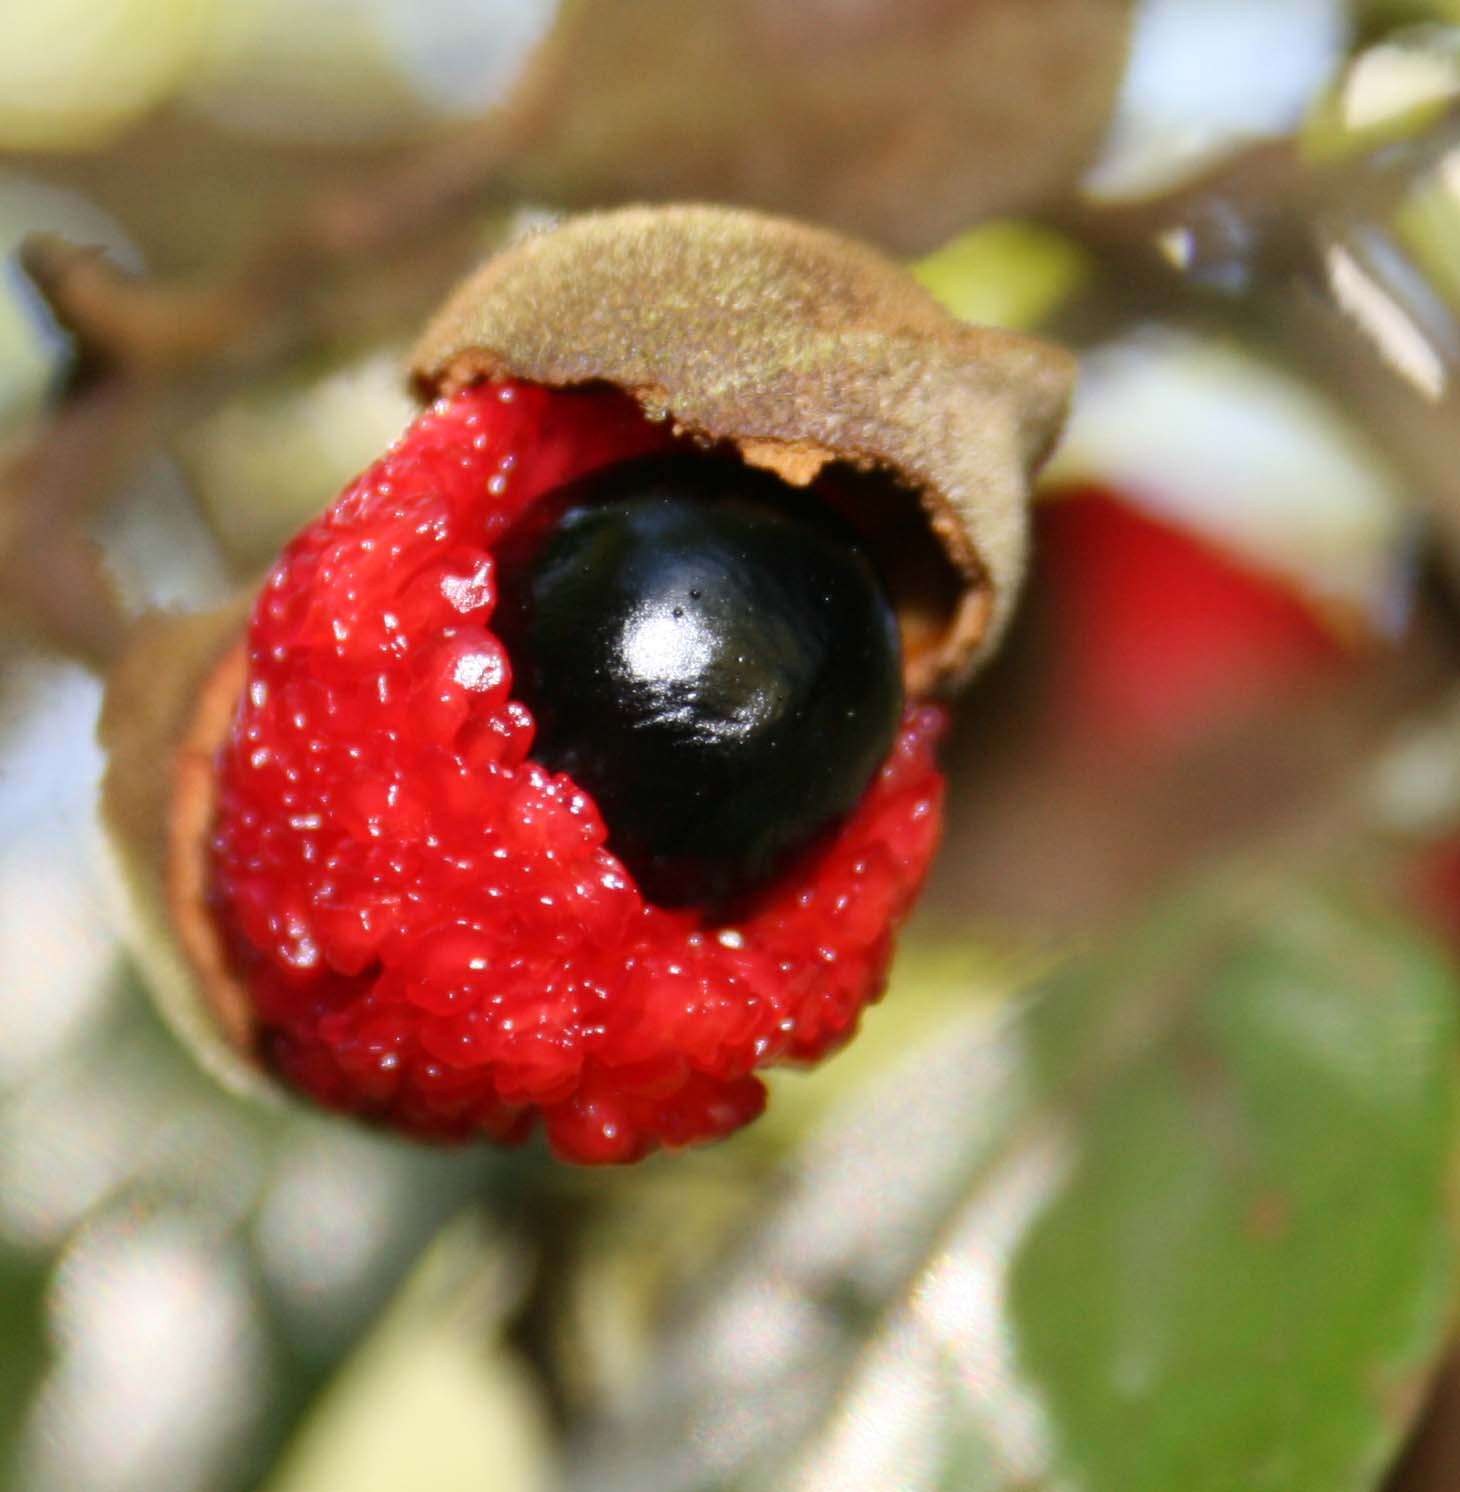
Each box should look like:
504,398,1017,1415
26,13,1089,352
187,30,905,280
1035,486,1354,755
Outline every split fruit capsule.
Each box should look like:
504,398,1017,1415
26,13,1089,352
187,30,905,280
102,205,1074,1163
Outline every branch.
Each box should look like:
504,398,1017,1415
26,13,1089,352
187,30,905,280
2,114,532,667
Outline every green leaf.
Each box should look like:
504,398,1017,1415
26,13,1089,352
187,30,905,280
259,1214,551,1492
1014,891,1457,1492
0,1252,50,1487
911,221,1091,332
562,878,1460,1492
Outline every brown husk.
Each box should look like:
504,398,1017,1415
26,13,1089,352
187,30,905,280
99,600,270,1088
413,204,1076,692
498,0,1135,254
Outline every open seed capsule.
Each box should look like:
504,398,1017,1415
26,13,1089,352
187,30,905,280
102,205,1074,1161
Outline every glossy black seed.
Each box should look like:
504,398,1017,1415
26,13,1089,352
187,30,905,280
496,452,904,908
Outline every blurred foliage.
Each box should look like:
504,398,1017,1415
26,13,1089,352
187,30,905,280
1085,0,1349,200
176,348,415,568
1362,0,1460,38
1397,130,1460,312
0,964,510,1492
259,1216,550,1492
0,0,203,153
912,220,1092,332
561,875,1460,1492
1012,889,1456,1492
1043,330,1412,626
1302,23,1460,162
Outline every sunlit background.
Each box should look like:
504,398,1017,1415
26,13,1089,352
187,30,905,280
6,1,1460,1489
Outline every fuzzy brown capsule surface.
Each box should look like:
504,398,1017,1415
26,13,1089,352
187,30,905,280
413,205,1074,692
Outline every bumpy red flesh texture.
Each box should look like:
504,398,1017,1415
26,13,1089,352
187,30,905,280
211,381,946,1164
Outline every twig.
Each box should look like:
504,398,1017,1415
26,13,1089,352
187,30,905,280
2,110,535,667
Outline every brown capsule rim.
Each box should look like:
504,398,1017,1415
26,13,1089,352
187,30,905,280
411,203,1075,694
99,603,270,1085
166,639,258,1056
